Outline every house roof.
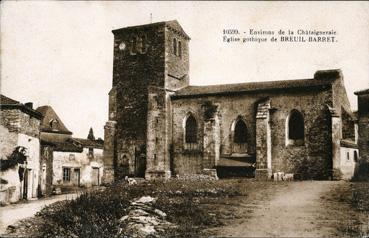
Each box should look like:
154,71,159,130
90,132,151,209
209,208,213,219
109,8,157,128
51,140,83,153
72,138,104,149
340,139,358,149
172,77,334,99
354,89,369,95
112,20,190,40
0,94,43,119
36,105,72,135
41,135,103,152
0,95,19,105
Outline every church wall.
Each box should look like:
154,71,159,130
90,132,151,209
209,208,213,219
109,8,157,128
171,86,333,178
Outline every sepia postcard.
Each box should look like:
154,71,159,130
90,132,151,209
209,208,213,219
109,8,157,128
1,1,368,237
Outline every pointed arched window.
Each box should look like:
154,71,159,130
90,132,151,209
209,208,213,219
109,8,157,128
234,120,247,143
287,109,304,146
185,115,197,143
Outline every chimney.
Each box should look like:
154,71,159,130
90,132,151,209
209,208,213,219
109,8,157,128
25,102,33,109
314,69,342,81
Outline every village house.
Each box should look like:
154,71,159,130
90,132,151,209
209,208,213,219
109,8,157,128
0,94,105,205
102,20,359,182
0,95,42,204
36,106,104,194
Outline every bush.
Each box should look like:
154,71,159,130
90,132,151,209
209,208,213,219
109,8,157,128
352,160,369,181
33,179,243,237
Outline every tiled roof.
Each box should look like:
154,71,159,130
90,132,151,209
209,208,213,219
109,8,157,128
36,105,72,135
72,138,104,149
41,136,103,152
52,140,83,153
340,139,358,149
173,70,343,99
172,78,333,98
0,94,43,119
0,95,19,105
354,89,369,95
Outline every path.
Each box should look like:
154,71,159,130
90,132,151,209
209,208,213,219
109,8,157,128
0,193,78,234
213,181,350,237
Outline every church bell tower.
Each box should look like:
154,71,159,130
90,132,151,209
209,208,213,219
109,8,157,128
102,20,190,182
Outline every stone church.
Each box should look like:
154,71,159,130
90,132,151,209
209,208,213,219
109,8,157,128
102,20,358,183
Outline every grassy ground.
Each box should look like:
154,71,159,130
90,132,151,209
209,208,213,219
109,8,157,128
5,179,369,237
321,182,369,237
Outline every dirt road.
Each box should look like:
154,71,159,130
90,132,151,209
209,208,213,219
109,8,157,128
0,193,78,234
210,181,367,237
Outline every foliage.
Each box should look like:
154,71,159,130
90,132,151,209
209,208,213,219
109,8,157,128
352,160,369,182
294,156,332,180
202,101,218,121
33,179,243,237
0,146,27,171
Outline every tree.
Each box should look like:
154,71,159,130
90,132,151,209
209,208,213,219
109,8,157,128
88,127,95,140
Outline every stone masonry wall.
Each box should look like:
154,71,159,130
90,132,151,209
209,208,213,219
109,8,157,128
110,22,190,179
164,26,190,90
112,23,166,177
1,109,40,138
40,145,54,196
171,85,333,178
357,93,369,161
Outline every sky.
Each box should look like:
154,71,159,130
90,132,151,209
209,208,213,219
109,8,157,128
1,1,368,139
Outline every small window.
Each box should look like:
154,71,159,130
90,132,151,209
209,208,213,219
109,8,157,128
137,36,143,53
63,167,71,182
130,36,137,55
185,115,197,143
173,38,177,55
49,119,59,131
178,41,182,58
347,152,350,161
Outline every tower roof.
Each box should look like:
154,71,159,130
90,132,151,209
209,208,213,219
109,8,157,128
112,20,190,40
0,94,43,119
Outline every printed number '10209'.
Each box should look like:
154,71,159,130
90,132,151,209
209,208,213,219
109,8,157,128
223,29,239,34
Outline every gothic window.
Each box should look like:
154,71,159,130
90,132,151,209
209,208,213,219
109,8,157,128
185,115,197,143
173,38,177,55
178,41,182,58
232,119,248,153
234,120,247,143
287,109,304,145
